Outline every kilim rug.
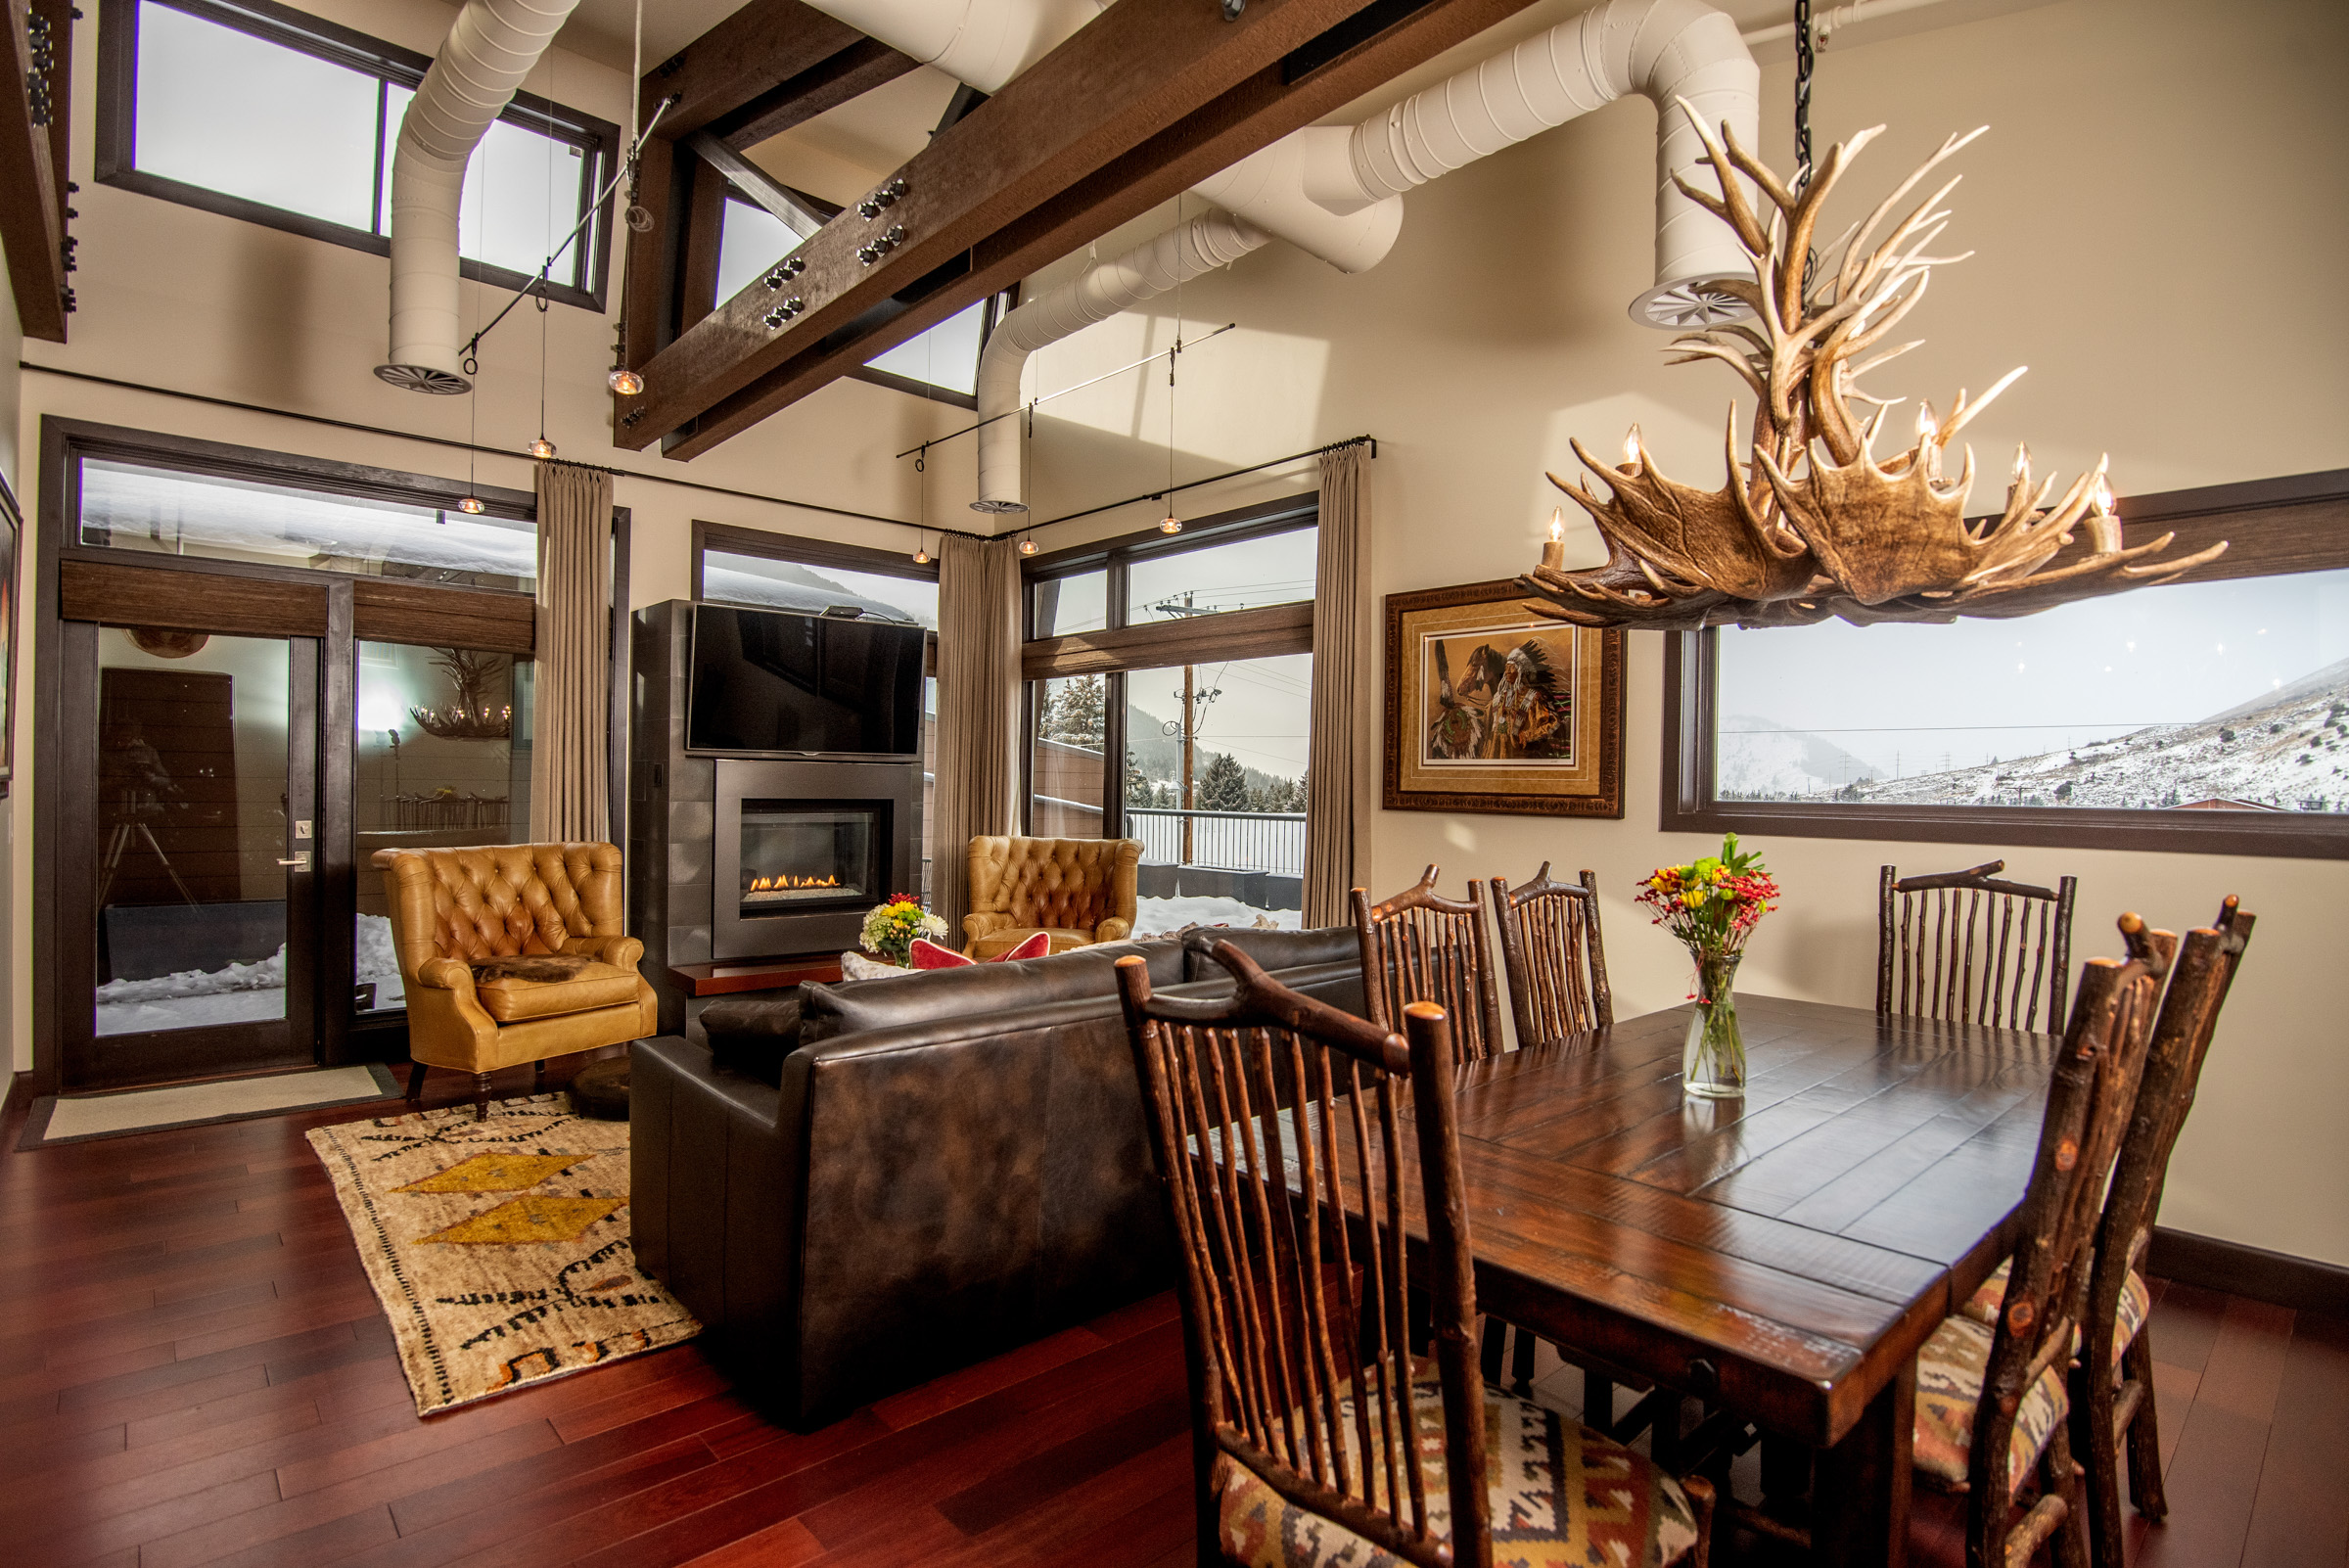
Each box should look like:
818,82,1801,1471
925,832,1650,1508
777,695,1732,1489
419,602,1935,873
306,1091,700,1415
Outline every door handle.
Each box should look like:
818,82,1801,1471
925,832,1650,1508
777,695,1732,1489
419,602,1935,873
277,853,312,870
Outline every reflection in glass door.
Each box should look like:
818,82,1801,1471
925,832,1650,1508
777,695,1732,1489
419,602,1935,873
91,627,318,1082
352,644,531,1018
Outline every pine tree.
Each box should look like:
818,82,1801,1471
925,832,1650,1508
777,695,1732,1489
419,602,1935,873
1043,675,1107,751
1198,752,1248,811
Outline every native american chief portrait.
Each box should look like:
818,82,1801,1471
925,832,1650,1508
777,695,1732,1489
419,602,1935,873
1423,625,1579,764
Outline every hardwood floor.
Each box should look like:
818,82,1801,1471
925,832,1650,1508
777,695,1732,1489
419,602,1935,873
2,1066,2343,1568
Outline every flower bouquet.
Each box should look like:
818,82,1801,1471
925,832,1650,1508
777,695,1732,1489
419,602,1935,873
859,895,947,969
1636,834,1780,1099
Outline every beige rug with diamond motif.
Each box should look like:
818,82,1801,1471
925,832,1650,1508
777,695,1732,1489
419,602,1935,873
307,1091,700,1415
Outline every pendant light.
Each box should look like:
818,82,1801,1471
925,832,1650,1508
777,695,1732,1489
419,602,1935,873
606,0,649,401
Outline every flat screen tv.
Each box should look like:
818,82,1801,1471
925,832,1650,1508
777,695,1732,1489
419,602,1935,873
687,603,926,758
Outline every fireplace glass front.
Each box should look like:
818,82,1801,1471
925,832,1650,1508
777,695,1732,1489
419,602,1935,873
737,801,881,919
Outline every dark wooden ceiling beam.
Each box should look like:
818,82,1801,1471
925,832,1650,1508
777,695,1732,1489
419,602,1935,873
647,0,1542,461
613,0,1450,454
0,0,72,342
622,0,917,369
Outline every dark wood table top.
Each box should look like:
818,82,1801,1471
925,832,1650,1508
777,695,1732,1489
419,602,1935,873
1448,993,2059,1448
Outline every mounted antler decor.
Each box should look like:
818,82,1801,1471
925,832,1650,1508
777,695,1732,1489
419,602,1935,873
1521,110,2226,630
408,648,515,740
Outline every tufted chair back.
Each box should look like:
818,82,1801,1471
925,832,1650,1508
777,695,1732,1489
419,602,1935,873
373,843,625,986
967,836,1142,934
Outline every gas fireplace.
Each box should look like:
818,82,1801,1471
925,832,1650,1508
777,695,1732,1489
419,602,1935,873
714,759,923,960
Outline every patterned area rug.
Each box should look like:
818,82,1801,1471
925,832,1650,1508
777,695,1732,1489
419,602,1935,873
307,1092,700,1415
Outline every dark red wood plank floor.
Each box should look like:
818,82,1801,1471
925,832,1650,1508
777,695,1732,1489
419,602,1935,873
2,1064,2342,1568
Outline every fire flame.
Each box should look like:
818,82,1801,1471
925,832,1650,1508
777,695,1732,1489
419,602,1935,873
748,873,842,892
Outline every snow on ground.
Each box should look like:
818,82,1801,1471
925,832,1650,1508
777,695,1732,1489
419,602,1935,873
1131,895,1302,938
94,914,409,1036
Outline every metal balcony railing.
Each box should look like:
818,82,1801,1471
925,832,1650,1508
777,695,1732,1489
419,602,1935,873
1126,807,1306,876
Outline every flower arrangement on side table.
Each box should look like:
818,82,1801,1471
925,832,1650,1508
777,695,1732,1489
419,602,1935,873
1636,834,1780,1100
859,895,947,969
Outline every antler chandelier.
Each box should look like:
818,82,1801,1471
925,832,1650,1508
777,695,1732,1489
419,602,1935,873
1522,110,2225,630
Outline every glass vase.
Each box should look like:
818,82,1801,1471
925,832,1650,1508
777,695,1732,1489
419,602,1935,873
1681,949,1746,1100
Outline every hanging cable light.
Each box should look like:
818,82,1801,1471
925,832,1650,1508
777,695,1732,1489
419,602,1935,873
607,0,649,401
1017,532,1039,556
912,444,933,563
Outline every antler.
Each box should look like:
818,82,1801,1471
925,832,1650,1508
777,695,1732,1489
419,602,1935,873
1520,114,2226,629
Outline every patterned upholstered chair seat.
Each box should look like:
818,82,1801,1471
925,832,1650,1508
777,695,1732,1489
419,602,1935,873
962,836,1142,958
1913,1314,2071,1495
1217,1373,1702,1568
1959,1255,2153,1369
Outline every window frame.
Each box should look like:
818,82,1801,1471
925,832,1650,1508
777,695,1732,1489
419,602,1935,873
1020,494,1318,839
690,519,942,610
1662,468,2349,859
848,290,1016,411
94,0,621,311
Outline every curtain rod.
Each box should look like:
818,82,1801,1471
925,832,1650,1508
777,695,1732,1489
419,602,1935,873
1034,435,1377,528
17,362,1003,539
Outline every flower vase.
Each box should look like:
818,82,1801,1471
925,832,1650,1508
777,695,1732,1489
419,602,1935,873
1681,949,1746,1100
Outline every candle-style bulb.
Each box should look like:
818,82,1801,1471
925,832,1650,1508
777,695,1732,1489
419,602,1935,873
1547,508,1564,543
2092,475,2114,516
1622,427,1642,468
2010,442,2030,483
1915,401,1939,442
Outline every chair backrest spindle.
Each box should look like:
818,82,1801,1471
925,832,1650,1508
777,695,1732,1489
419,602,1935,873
1353,865,1506,1065
1491,863,1614,1049
1877,859,2078,1034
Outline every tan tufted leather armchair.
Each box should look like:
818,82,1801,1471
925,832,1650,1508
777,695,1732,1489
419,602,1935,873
962,836,1144,959
374,843,658,1119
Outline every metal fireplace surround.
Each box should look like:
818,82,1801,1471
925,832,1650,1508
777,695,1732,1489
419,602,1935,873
714,758,922,961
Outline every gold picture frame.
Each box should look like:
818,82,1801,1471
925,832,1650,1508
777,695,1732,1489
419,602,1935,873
1382,579,1624,817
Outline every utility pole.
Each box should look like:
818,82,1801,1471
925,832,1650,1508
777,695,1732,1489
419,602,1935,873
1180,665,1195,864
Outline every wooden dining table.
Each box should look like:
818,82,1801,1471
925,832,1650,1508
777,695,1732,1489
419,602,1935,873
1446,992,2061,1568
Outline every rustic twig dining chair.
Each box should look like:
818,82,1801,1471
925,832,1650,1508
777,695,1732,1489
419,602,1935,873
1911,916,2166,1568
1490,863,1614,1046
1352,865,1505,1066
2063,897,2254,1568
1113,945,1715,1568
1877,859,2079,1034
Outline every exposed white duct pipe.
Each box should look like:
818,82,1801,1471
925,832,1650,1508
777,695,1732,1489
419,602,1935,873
377,0,581,394
974,211,1268,511
968,0,1758,508
1347,0,1758,326
802,0,1106,92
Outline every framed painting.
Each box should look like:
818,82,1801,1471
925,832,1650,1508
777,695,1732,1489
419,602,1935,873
1383,579,1624,817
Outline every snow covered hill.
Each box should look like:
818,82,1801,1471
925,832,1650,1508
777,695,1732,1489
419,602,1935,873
1716,716,1886,800
1851,665,2349,811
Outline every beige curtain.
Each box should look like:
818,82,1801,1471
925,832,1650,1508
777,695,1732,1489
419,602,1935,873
1304,444,1366,927
932,533,1023,934
527,461,613,845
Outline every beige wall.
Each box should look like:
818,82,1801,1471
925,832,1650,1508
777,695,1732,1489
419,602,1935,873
1000,0,2349,1266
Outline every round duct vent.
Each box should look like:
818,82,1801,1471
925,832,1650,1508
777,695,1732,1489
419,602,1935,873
1632,278,1755,331
375,362,473,394
969,498,1031,514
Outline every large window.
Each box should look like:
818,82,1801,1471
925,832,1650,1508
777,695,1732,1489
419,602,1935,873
97,0,619,307
76,456,536,591
1668,471,2349,857
1023,499,1317,933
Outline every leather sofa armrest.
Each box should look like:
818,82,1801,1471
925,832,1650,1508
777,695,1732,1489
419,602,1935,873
1093,917,1133,944
562,934,646,970
962,912,1012,944
417,957,476,992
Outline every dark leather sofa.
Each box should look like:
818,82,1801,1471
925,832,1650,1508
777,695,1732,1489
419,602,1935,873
629,924,1363,1426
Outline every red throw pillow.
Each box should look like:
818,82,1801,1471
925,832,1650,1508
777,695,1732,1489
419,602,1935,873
910,932,1050,969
